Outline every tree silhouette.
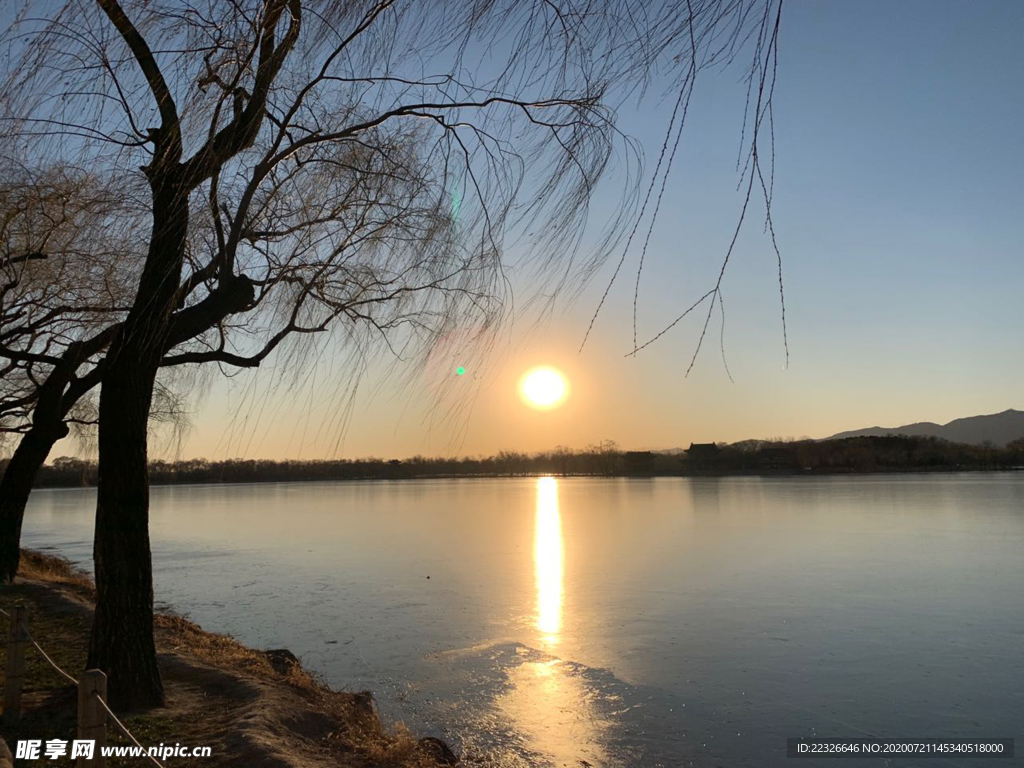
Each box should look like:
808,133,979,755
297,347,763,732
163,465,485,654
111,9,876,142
1,0,782,706
0,166,139,582
0,162,219,583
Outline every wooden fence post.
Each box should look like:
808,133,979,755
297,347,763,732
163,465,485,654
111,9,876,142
3,605,27,723
77,669,107,767
0,736,13,768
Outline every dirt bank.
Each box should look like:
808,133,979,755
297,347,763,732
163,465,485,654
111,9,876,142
0,550,457,767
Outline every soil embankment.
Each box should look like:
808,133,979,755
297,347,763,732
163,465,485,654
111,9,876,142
0,550,456,767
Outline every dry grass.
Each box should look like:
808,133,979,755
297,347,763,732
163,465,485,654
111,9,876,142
15,549,93,592
1,550,457,767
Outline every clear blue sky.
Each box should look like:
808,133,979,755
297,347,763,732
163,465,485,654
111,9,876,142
149,0,1024,460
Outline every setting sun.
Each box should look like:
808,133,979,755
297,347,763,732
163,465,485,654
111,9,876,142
519,367,570,410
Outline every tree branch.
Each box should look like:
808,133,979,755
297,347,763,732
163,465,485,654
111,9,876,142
94,0,182,167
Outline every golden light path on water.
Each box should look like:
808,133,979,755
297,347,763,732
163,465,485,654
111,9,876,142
493,477,608,767
534,476,563,644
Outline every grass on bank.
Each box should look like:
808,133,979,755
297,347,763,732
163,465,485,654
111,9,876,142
0,550,454,767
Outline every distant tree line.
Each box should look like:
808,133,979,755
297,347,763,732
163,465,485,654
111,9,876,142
11,435,1022,489
718,435,1024,473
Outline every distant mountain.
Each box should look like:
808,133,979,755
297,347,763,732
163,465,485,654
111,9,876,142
827,409,1024,447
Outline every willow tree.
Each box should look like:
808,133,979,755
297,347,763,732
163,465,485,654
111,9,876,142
2,0,782,706
0,162,226,583
0,165,140,581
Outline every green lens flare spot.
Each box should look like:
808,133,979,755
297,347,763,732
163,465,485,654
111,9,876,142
450,184,462,222
456,366,466,376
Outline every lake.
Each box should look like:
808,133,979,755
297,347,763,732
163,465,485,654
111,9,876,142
20,474,1024,766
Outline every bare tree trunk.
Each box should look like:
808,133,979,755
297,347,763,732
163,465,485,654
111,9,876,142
0,423,68,582
0,370,74,583
87,359,165,709
87,180,186,709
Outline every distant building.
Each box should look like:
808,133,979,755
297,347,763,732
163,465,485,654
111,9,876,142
686,442,719,458
685,442,721,470
624,451,655,475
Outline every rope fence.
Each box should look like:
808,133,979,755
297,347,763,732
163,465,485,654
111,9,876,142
23,627,80,687
93,694,165,768
2,604,167,768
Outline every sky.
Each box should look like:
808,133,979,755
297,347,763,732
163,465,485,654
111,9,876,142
122,0,1024,461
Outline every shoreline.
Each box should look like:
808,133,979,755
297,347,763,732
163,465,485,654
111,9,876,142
0,550,459,767
26,464,1024,491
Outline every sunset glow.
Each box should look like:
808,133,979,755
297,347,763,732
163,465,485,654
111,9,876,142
519,367,570,410
8,2,1020,765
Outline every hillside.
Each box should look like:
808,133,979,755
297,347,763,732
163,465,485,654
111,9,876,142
828,409,1024,447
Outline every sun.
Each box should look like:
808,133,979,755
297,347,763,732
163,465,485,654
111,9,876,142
519,366,570,410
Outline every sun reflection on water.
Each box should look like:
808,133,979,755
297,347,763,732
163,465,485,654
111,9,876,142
492,478,608,766
534,476,563,645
